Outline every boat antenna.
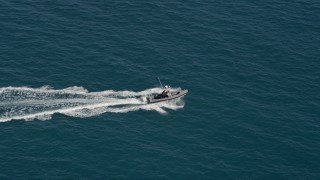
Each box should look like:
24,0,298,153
158,77,163,88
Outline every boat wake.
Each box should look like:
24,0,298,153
0,86,185,122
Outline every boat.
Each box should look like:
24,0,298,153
147,88,188,104
146,78,188,104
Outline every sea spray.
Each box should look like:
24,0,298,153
0,86,185,122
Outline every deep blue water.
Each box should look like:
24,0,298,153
1,0,320,179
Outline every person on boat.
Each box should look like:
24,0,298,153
159,90,165,98
156,90,168,98
163,90,169,98
154,91,165,99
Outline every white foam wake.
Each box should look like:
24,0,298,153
0,86,185,122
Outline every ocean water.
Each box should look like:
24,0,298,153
0,0,319,179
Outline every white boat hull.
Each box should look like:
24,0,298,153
147,90,188,104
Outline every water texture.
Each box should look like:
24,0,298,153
0,0,319,179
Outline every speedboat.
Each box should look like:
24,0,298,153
147,88,188,104
146,78,188,104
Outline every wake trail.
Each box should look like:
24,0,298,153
0,86,185,122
